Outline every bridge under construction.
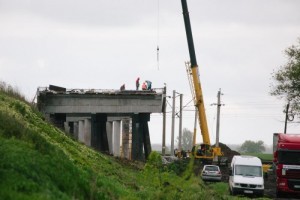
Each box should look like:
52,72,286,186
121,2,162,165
37,85,165,161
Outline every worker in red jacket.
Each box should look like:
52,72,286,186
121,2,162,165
142,82,147,90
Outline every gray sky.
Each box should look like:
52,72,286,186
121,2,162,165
1,0,300,146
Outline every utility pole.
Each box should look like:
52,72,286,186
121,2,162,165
284,102,290,134
215,89,222,147
178,94,183,152
171,90,176,156
211,88,224,161
162,85,166,155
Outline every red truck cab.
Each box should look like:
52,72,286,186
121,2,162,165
273,133,300,197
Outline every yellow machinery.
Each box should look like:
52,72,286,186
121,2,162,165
181,0,222,162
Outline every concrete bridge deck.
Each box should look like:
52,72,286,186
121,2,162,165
37,87,164,114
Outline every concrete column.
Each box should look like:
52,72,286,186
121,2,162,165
68,122,74,135
132,114,144,161
120,120,123,157
73,122,79,140
113,121,121,157
78,120,84,143
106,121,113,154
122,118,131,160
141,113,151,159
91,114,109,152
84,119,91,146
64,122,70,133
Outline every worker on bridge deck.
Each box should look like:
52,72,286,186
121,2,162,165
120,84,125,91
142,82,147,90
145,80,152,90
136,77,140,90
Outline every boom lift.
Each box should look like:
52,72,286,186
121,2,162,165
181,0,222,162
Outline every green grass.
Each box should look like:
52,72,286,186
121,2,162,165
240,153,273,161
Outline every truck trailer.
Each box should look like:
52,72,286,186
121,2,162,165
273,133,300,197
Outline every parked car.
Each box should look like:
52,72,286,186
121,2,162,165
201,165,222,181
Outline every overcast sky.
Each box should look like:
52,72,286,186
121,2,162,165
1,0,300,146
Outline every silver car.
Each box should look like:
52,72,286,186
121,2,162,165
201,165,222,181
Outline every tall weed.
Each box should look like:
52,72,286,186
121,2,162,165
0,81,26,102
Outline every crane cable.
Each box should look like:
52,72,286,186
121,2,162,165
156,0,160,70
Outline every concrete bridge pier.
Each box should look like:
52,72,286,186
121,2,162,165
55,114,150,161
78,120,84,143
91,114,109,152
64,122,70,133
106,120,122,156
69,122,74,134
77,119,92,146
73,122,79,140
106,121,113,154
122,118,131,160
84,119,91,146
132,113,151,161
141,115,152,160
112,121,121,157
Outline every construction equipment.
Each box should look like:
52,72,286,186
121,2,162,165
273,133,300,197
185,61,198,146
181,0,222,163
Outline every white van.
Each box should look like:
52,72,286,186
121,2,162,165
229,155,264,197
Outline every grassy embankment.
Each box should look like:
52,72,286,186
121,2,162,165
1,82,245,200
240,153,273,162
